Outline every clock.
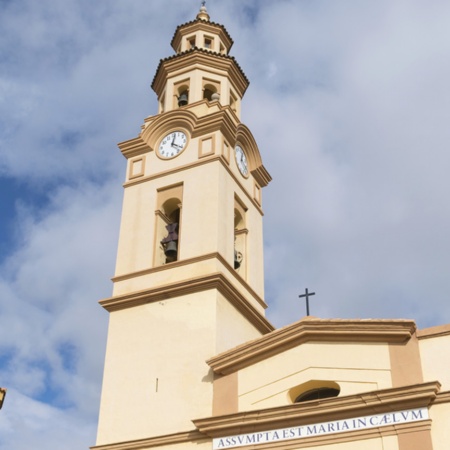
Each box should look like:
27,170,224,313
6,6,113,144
235,145,248,176
157,131,187,158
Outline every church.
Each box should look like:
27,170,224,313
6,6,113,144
91,5,450,450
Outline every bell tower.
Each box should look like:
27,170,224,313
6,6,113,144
94,5,272,447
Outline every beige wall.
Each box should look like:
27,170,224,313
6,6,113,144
419,333,450,391
237,341,392,411
429,402,450,450
97,292,217,444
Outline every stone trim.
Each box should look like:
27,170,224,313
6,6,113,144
111,252,268,311
193,382,440,437
152,50,249,99
91,430,207,450
207,318,417,375
101,270,273,334
432,390,450,405
210,421,432,450
417,323,450,339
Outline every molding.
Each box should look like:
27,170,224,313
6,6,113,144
111,252,267,310
417,323,450,339
193,382,440,438
432,390,450,405
118,136,151,159
207,318,417,375
207,421,432,450
122,155,266,215
102,271,274,335
152,50,249,99
90,430,207,450
91,384,439,450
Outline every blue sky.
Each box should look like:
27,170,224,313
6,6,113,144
1,0,450,448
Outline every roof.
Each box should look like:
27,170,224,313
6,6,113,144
151,47,249,94
207,317,418,375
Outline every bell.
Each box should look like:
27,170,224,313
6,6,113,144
178,93,188,106
234,250,241,269
165,241,178,261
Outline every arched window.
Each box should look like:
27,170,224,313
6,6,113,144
173,80,190,109
160,199,181,263
203,81,220,103
288,380,340,404
234,196,247,275
294,387,340,403
154,184,183,267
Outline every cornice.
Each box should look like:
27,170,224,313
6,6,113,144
193,381,440,437
432,390,450,405
151,49,249,98
207,318,417,375
90,429,206,450
117,136,151,159
102,269,274,334
112,252,267,310
119,104,271,189
417,323,450,340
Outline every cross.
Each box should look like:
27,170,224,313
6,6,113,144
299,288,315,316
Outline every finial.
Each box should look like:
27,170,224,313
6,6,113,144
197,0,210,21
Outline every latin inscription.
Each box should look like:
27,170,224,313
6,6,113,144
212,407,428,449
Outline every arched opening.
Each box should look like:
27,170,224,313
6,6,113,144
161,199,181,263
288,380,340,404
295,387,340,403
178,89,188,107
203,83,219,102
173,81,190,109
154,184,183,267
234,197,247,275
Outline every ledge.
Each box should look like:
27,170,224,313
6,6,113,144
101,269,273,334
417,323,450,340
91,429,207,450
193,381,440,437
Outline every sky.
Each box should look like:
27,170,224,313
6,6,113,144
1,0,450,448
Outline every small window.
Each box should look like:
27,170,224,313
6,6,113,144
295,387,340,403
288,380,340,404
188,37,196,49
205,38,212,49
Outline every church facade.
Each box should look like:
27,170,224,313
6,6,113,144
92,6,450,450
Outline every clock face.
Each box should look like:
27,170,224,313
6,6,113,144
158,131,187,159
235,145,248,177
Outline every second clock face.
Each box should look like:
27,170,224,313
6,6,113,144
158,131,187,158
235,145,248,176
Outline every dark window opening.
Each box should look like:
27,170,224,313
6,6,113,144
295,388,339,403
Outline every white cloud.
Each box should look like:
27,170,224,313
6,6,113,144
1,0,450,447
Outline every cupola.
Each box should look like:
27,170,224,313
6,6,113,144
152,4,247,117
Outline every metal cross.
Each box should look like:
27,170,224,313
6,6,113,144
299,288,315,316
